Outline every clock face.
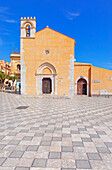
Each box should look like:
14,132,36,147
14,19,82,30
45,50,50,55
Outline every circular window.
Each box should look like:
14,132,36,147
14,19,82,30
45,50,50,55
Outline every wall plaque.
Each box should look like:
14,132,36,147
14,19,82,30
59,80,62,83
92,79,100,83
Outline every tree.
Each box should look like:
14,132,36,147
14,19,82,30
0,72,8,84
9,76,18,86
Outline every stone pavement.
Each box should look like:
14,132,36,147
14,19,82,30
0,92,112,170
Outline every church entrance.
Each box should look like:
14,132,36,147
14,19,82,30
42,78,52,94
77,78,87,95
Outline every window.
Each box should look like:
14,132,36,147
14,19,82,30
17,64,21,70
26,25,30,37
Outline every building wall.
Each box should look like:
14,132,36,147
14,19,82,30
10,54,20,76
22,28,75,95
19,17,112,96
0,59,11,74
74,63,112,96
74,63,91,95
91,66,112,95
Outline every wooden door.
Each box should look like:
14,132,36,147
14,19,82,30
77,78,87,95
42,78,52,94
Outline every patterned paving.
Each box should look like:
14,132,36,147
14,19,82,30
0,92,112,170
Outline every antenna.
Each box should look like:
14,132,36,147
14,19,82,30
12,44,14,53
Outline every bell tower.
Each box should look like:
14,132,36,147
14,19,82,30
20,17,36,95
20,17,36,38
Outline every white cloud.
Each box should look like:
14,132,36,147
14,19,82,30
105,62,112,68
0,7,9,14
4,19,17,23
0,32,10,35
101,62,112,69
65,11,80,20
106,62,112,65
0,6,17,23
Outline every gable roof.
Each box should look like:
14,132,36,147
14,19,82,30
35,27,75,42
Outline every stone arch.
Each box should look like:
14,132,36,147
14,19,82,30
75,76,89,96
22,22,34,37
37,62,57,75
42,68,52,74
36,62,57,95
22,21,34,28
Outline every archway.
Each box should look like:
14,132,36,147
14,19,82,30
77,78,87,95
75,76,89,96
36,62,57,95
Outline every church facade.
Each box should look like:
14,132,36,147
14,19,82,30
10,17,112,96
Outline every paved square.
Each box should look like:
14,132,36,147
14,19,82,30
0,93,112,169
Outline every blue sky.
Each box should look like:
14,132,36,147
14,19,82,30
0,0,112,70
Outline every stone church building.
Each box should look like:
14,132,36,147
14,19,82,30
10,17,112,96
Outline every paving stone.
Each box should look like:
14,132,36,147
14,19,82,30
22,136,33,141
73,141,84,147
32,158,47,167
40,141,51,146
71,130,79,134
78,128,86,131
69,123,76,126
104,142,112,147
76,160,91,169
52,137,62,141
96,131,106,135
26,145,39,151
15,167,30,170
0,158,6,166
7,132,18,136
20,130,29,133
49,152,61,159
18,124,26,127
87,153,102,160
45,130,54,133
9,151,24,158
48,122,55,125
40,125,47,128
97,147,111,153
34,133,44,137
0,129,4,132
61,169,76,170
0,144,6,150
7,126,15,130
89,134,100,138
0,136,5,140
30,127,39,130
62,125,70,128
82,137,92,142
55,127,62,131
8,140,20,145
62,133,71,137
62,146,73,152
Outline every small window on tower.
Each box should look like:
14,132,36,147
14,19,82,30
17,64,21,70
26,25,30,37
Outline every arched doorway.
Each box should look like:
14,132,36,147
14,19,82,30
36,62,57,95
77,78,87,95
42,78,52,94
